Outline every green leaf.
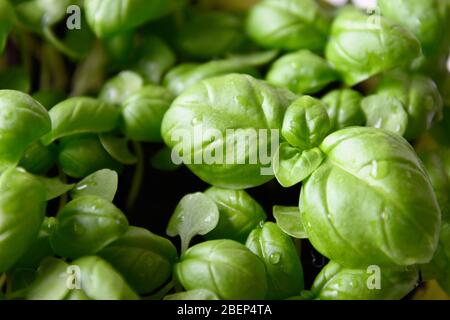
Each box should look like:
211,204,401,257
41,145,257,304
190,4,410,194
120,85,174,142
175,10,245,59
0,167,47,272
0,90,51,172
246,222,304,299
204,186,267,243
164,289,219,300
41,97,120,145
166,193,219,253
23,258,70,300
246,0,330,51
58,134,123,179
164,51,277,95
70,169,118,202
321,89,365,131
361,95,408,136
13,217,57,269
72,256,139,300
273,205,308,239
133,36,176,84
175,239,267,300
85,0,178,38
325,7,422,86
99,226,178,294
274,143,325,187
98,71,144,105
99,133,137,165
19,141,57,175
311,261,418,300
282,96,331,150
50,196,129,259
36,176,75,201
267,50,338,95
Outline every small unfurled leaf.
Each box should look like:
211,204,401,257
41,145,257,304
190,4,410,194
163,289,219,300
70,169,118,202
166,193,219,253
361,95,408,136
36,176,75,201
282,96,331,150
99,133,137,165
273,205,308,239
274,143,325,187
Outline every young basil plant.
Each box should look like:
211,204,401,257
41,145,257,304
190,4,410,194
321,89,365,131
163,50,278,95
246,222,304,299
274,96,329,187
175,239,268,300
300,127,441,268
70,169,119,202
99,226,178,294
246,0,330,52
0,167,47,272
175,10,246,59
311,261,419,300
273,205,307,239
41,97,120,145
121,85,174,142
0,90,51,172
50,195,129,259
166,192,219,254
203,187,267,243
325,6,422,86
266,50,339,95
161,73,297,189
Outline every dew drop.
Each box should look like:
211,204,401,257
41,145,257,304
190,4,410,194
269,252,281,265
